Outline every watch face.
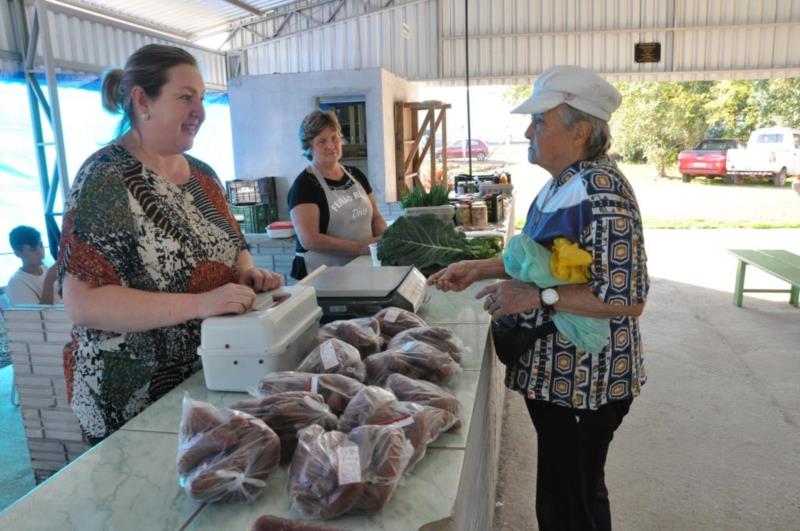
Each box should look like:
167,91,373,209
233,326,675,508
542,288,559,306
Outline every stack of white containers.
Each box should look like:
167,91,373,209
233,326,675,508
4,306,89,482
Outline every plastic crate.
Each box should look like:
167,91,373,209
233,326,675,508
226,177,277,206
230,203,278,234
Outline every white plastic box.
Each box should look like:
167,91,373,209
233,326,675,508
198,285,322,391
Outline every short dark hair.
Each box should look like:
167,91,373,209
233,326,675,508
101,44,198,139
299,110,342,161
9,226,41,253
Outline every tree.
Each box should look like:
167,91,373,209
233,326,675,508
612,81,710,176
704,80,754,139
502,84,532,106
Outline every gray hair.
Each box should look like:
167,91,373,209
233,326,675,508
556,104,612,161
299,110,341,161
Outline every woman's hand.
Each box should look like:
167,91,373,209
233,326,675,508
239,267,283,292
197,283,257,319
357,236,380,255
427,260,481,292
476,280,539,321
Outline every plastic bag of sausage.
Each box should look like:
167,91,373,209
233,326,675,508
383,373,463,431
230,391,338,464
256,371,365,415
250,514,345,531
386,326,465,364
364,340,460,386
318,317,383,357
288,424,412,519
337,385,459,471
177,396,281,503
373,307,428,341
296,338,367,382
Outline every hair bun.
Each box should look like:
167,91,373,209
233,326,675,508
101,68,125,113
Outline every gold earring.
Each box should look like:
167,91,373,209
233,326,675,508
141,113,150,120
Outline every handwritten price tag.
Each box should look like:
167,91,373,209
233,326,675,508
337,444,362,485
320,340,339,370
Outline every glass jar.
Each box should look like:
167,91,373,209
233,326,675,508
455,203,471,226
471,201,488,227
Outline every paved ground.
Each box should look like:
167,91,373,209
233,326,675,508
493,228,800,530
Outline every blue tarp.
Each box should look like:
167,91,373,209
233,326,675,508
0,74,234,284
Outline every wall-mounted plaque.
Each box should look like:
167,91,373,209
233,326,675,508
635,42,661,63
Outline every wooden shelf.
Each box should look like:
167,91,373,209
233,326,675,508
394,100,451,198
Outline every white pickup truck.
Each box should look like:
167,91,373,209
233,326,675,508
725,127,800,186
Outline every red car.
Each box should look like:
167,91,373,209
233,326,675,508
437,139,490,161
677,139,745,183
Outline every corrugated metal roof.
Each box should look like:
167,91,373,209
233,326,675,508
59,0,304,39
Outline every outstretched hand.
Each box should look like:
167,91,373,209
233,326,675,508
427,260,480,292
240,267,283,292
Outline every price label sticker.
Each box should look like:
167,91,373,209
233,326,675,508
337,445,362,485
384,308,400,323
307,375,319,394
320,340,339,370
385,414,415,429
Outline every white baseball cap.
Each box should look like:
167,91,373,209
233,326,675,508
511,65,621,121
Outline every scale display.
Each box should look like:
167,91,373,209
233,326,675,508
303,266,428,321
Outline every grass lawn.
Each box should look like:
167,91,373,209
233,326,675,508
621,163,800,229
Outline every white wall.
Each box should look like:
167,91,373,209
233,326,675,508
228,67,417,217
380,69,419,202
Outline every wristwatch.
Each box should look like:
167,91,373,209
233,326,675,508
539,287,560,312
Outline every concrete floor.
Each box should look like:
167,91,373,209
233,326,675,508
494,228,800,530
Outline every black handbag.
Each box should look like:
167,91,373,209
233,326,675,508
491,316,557,366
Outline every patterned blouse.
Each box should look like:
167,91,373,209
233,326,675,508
58,144,247,439
505,158,649,410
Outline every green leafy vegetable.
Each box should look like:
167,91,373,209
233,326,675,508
378,215,503,271
401,182,451,208
467,235,505,259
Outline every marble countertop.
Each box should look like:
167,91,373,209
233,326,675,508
0,260,499,531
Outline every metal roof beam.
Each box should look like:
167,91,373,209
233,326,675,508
220,0,264,17
48,0,193,40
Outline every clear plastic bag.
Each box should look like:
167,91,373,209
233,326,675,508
373,307,428,340
319,318,383,357
336,386,397,433
256,371,365,415
251,514,345,531
177,396,281,503
387,326,465,364
337,385,458,471
288,424,412,519
364,340,460,386
384,373,463,430
296,338,367,382
230,391,338,463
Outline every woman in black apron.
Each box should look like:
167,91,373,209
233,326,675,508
288,110,387,280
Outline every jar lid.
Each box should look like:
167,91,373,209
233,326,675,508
472,201,486,206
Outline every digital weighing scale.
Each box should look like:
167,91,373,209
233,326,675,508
301,265,428,322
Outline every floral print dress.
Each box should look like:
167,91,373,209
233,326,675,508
58,144,247,440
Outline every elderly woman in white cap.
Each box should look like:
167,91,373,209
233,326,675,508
429,65,648,531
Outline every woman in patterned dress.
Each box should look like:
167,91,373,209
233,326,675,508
57,44,283,443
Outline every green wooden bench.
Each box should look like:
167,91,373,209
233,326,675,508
728,249,800,307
